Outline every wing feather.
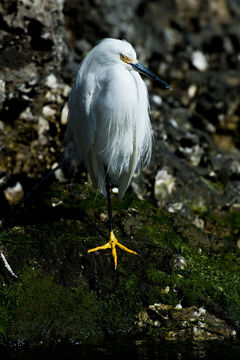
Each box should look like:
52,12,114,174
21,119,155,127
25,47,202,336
65,48,152,198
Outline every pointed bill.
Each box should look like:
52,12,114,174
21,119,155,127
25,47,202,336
131,62,172,91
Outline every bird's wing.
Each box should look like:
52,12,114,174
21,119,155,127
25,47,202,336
65,71,97,161
66,62,151,199
117,132,138,199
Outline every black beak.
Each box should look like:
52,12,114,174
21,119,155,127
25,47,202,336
131,62,172,91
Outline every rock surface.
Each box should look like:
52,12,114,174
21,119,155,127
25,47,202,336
0,0,240,349
136,304,236,341
0,0,68,212
0,183,240,347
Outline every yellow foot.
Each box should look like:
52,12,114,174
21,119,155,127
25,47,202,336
88,231,137,269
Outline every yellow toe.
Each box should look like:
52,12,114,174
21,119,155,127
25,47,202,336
87,242,111,253
88,231,137,268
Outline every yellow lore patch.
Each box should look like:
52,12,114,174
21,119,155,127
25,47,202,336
120,54,137,64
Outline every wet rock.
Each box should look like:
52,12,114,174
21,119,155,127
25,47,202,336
151,94,163,107
161,286,170,294
0,80,6,105
45,74,59,89
154,169,176,203
192,217,205,229
167,202,183,213
4,182,24,204
0,0,240,229
136,304,236,341
178,143,203,167
1,0,240,347
38,117,50,136
0,0,66,186
1,183,240,346
191,51,208,71
60,103,69,125
170,254,188,270
188,84,197,99
42,105,57,121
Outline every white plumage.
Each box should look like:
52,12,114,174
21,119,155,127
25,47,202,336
65,38,152,198
65,38,172,268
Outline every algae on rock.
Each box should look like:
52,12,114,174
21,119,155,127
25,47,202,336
0,182,240,346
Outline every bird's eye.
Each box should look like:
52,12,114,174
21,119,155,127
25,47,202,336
120,54,128,63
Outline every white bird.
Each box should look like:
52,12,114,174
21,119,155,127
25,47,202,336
65,38,172,268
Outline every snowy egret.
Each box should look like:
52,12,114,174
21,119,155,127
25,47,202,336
65,38,172,268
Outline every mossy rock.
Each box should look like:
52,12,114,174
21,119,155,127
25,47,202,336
0,182,240,347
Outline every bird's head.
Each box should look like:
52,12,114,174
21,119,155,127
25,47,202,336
95,38,172,91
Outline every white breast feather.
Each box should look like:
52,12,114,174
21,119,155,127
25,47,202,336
65,49,152,198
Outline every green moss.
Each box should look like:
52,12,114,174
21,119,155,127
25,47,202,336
189,200,208,215
1,182,240,346
0,267,103,343
170,248,240,324
207,210,240,237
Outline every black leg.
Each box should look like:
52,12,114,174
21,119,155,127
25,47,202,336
105,176,113,233
88,174,137,269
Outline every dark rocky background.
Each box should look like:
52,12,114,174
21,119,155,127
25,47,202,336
0,0,240,227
